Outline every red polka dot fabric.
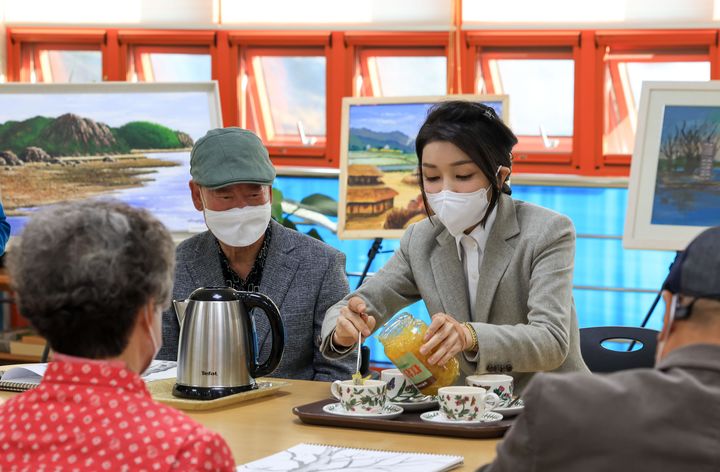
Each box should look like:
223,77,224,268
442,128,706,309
0,355,235,471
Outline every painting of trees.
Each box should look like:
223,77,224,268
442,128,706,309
659,119,719,176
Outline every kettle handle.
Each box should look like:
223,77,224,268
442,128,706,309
240,292,285,378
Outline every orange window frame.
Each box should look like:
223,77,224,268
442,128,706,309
117,30,216,82
241,47,327,148
355,47,448,96
596,31,719,167
477,49,574,156
7,28,112,82
228,32,336,167
464,32,583,172
128,45,211,82
21,43,102,82
345,32,450,96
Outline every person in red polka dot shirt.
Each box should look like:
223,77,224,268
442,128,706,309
0,200,235,471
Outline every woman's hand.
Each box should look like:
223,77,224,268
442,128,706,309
332,296,377,348
419,313,473,366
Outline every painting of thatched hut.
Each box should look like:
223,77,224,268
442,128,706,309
348,164,384,186
346,164,399,216
347,187,399,216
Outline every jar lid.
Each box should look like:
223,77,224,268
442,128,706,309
378,312,416,343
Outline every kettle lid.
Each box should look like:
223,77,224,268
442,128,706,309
188,286,240,302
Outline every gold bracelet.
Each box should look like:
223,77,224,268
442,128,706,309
463,322,478,352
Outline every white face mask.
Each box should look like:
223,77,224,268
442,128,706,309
143,306,161,373
201,191,271,247
425,166,501,237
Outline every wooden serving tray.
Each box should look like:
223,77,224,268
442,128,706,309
293,398,513,439
147,378,288,411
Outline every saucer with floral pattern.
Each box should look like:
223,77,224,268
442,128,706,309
420,410,503,425
323,402,404,419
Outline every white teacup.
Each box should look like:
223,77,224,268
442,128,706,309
466,374,514,407
380,368,422,402
330,379,387,414
437,386,499,421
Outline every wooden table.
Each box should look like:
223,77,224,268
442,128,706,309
1,378,500,470
184,379,498,469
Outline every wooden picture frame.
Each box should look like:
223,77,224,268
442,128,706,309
337,94,509,240
624,81,720,251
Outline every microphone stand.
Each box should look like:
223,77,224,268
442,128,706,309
356,238,385,289
627,252,679,352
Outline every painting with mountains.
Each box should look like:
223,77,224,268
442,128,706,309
339,96,507,238
0,113,193,164
0,83,222,236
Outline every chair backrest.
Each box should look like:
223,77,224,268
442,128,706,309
360,345,370,375
580,326,659,373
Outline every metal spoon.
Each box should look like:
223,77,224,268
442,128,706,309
353,330,363,385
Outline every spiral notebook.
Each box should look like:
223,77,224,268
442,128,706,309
0,360,178,392
0,363,47,392
236,443,463,471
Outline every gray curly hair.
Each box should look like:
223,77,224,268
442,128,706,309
8,199,175,358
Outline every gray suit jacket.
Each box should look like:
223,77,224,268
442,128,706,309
481,344,720,472
321,194,588,392
158,219,355,381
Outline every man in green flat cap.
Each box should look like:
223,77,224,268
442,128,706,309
157,128,354,381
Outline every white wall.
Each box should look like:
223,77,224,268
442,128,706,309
0,0,453,30
464,0,720,29
4,0,720,31
3,0,217,28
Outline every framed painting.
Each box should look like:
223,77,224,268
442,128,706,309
0,82,222,239
337,94,509,240
624,82,720,251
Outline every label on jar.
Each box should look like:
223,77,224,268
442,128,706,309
394,352,436,389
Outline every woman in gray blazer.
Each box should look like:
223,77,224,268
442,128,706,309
322,101,588,391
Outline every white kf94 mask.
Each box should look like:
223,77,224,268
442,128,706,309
202,198,271,247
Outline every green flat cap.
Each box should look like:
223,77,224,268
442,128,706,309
190,128,276,188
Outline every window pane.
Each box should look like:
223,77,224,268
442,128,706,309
258,56,326,138
480,58,574,152
140,53,211,82
604,60,710,154
369,56,446,97
41,50,101,83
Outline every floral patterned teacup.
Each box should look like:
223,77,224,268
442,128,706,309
380,368,422,402
466,374,514,407
330,379,388,414
438,386,500,421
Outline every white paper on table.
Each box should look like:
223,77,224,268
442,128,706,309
141,360,178,382
0,364,47,384
236,443,463,472
0,360,177,384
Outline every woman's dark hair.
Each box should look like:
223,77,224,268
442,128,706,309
8,200,175,359
415,100,518,227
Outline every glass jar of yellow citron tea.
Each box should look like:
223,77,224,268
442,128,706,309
379,313,459,396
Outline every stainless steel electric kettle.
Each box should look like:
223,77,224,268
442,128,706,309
172,286,285,400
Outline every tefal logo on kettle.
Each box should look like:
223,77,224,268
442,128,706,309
201,371,218,376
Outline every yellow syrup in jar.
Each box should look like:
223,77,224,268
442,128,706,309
379,313,459,396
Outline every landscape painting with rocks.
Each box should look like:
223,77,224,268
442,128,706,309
0,88,217,234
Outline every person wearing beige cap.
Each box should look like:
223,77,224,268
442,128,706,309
157,128,355,381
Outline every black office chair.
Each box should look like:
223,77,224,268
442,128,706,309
580,326,659,373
